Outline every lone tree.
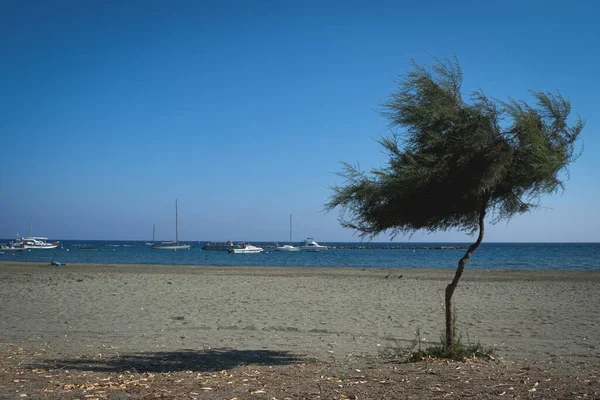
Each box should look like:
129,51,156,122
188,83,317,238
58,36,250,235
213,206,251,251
326,56,583,349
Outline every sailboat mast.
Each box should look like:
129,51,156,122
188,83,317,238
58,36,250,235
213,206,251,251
29,217,32,238
289,214,292,245
175,199,179,244
152,223,155,242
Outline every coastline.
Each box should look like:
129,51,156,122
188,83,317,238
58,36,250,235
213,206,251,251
1,261,599,365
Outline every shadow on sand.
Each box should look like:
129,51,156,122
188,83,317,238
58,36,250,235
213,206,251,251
30,348,302,373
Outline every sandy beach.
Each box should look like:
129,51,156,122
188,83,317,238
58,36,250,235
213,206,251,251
2,261,600,398
1,261,599,365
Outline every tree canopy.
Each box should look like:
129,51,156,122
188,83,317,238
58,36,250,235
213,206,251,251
326,56,584,349
326,56,583,238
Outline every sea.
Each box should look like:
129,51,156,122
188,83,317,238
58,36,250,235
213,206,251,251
0,240,599,271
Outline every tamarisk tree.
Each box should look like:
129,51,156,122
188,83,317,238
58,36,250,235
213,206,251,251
326,57,583,348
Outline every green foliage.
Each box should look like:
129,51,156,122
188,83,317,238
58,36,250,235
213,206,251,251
409,340,494,362
409,316,495,362
326,55,583,238
382,325,495,362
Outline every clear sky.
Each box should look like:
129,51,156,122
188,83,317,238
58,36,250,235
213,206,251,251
1,0,598,242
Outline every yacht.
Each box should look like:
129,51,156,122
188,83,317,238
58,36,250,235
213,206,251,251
15,218,59,249
151,199,191,250
298,238,328,252
19,237,59,250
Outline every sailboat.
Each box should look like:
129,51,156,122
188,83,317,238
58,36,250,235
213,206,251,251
275,214,299,252
145,223,155,246
17,217,59,250
151,200,191,250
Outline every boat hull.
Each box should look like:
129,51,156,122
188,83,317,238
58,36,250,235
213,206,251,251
152,244,191,250
22,244,59,250
0,246,26,252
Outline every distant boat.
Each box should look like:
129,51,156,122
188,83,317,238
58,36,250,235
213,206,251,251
275,214,299,252
298,238,328,252
17,218,59,250
80,247,98,251
0,243,26,252
20,237,60,250
151,200,191,250
229,243,264,254
202,240,242,251
145,223,156,246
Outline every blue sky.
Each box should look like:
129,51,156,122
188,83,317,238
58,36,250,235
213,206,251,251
1,0,598,242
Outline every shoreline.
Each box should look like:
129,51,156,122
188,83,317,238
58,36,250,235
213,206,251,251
1,261,599,367
2,260,599,277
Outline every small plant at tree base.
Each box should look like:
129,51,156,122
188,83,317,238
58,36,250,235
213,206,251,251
409,339,493,362
410,311,495,361
408,309,493,361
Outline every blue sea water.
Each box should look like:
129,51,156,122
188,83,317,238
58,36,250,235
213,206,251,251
1,240,599,270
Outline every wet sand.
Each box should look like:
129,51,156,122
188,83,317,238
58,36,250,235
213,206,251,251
1,262,599,365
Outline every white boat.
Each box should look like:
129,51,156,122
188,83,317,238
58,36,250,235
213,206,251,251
20,237,60,250
15,218,59,249
145,223,156,246
229,244,264,254
275,214,300,252
275,244,300,252
298,238,328,252
152,200,191,250
0,242,26,252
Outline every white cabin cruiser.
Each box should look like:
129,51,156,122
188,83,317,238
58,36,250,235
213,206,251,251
229,244,264,254
298,238,328,252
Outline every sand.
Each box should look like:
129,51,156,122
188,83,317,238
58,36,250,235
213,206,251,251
1,262,599,366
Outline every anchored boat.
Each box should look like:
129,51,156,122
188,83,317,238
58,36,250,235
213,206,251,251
151,199,191,250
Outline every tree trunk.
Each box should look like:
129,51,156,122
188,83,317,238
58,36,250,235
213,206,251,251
444,207,486,348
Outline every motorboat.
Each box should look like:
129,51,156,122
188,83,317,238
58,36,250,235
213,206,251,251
229,244,264,254
298,238,328,252
274,214,299,252
151,199,192,250
274,244,300,252
0,242,26,252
